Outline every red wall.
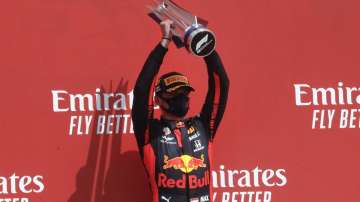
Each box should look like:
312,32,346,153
1,0,360,201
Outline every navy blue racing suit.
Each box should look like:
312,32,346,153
132,43,229,202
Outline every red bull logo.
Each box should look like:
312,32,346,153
187,126,195,134
163,154,206,173
158,171,210,189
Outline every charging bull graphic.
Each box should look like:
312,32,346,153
163,154,206,173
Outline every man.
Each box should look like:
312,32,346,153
132,20,229,202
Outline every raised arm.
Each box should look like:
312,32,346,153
199,50,230,141
131,20,173,155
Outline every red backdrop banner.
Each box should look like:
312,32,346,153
1,0,360,202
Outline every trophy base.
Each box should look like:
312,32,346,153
185,26,216,57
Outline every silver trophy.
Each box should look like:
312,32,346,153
148,0,216,57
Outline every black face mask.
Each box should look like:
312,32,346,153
161,93,189,117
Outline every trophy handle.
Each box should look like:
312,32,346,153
148,12,185,48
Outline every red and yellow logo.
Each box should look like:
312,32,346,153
164,75,189,86
187,126,195,134
163,154,206,173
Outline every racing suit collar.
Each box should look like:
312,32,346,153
160,116,189,129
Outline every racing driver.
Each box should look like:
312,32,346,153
132,20,229,202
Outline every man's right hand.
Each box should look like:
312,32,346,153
160,19,175,48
